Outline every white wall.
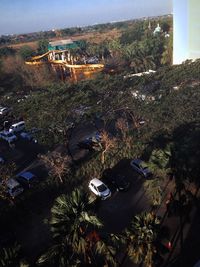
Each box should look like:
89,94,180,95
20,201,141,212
173,0,200,64
188,0,200,60
173,0,188,64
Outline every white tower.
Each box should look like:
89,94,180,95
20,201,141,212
173,0,200,64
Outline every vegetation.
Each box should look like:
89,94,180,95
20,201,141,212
125,212,160,267
0,243,28,267
37,189,121,267
40,152,71,183
1,14,200,267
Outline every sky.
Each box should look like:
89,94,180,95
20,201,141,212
0,0,172,35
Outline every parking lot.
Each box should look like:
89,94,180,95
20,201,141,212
98,159,150,232
0,115,151,264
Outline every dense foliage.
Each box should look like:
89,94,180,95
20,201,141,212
1,15,200,267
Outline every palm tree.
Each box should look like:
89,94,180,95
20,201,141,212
108,39,122,58
125,212,160,267
122,43,137,67
37,189,102,266
38,189,122,266
144,143,173,207
122,43,155,73
0,243,28,267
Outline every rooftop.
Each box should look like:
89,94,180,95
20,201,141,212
49,39,74,46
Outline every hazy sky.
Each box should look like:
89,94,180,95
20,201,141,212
0,0,172,35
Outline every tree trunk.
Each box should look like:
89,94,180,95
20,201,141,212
101,150,106,164
178,188,184,264
58,174,63,183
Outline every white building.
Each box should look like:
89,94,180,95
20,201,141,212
153,23,162,35
173,0,200,64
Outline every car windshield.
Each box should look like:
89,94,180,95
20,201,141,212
11,185,22,192
97,184,107,192
20,173,35,180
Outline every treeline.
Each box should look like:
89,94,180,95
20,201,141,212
0,16,171,46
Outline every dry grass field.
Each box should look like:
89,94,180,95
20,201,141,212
7,28,122,51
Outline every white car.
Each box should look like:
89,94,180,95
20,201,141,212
6,178,24,198
89,178,111,200
0,131,17,144
9,121,25,133
0,107,9,115
130,159,152,178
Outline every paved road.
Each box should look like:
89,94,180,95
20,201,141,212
98,174,149,233
95,158,150,233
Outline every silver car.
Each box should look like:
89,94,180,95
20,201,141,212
6,178,24,198
89,178,111,200
130,159,152,178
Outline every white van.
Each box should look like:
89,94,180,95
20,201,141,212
6,178,24,198
9,121,25,133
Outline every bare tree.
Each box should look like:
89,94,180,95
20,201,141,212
3,55,56,89
128,111,140,130
115,117,129,140
0,163,16,200
99,131,116,164
40,151,71,183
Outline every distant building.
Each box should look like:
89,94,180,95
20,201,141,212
153,23,162,35
173,0,200,64
148,21,152,30
48,39,78,51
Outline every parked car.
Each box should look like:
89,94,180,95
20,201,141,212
6,178,24,198
89,178,111,200
0,107,9,116
9,121,25,133
78,139,94,150
20,132,37,143
78,132,101,150
102,168,130,191
0,156,5,164
0,130,17,144
16,171,39,188
130,159,152,178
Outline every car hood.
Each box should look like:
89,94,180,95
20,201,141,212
143,168,152,177
101,188,110,197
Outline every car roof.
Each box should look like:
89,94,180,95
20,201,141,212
10,121,25,127
6,178,20,188
20,132,31,136
0,130,14,135
90,178,103,186
18,171,35,180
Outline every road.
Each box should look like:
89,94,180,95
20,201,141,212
1,125,151,264
98,174,149,233
4,158,150,264
96,159,150,233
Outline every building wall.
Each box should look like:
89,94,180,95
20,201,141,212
173,0,200,64
173,0,188,64
188,0,200,59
